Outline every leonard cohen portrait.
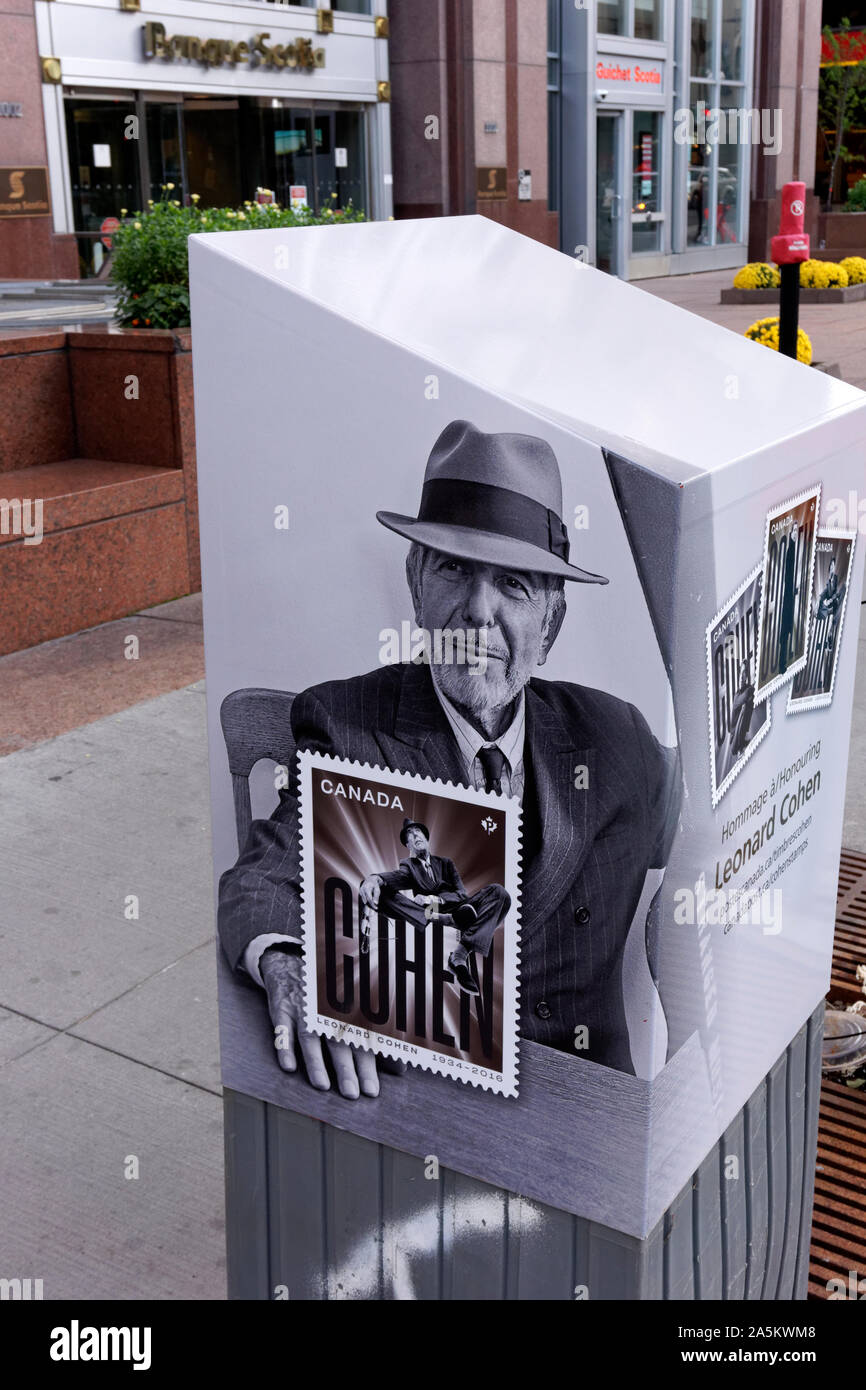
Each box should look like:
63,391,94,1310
218,419,682,1098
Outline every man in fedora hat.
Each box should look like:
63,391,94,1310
360,817,511,995
219,420,680,1099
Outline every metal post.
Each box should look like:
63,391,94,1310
771,181,808,361
778,262,800,359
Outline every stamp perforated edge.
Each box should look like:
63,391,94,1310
706,563,772,809
786,527,857,715
753,483,822,706
296,748,523,1098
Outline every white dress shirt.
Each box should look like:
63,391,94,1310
432,679,526,803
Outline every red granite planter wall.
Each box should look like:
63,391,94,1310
0,328,199,655
816,211,866,255
0,332,75,472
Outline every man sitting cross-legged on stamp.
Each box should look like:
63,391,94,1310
360,817,511,996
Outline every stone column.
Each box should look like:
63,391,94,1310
0,0,78,278
748,0,823,262
389,0,557,246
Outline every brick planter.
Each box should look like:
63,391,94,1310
816,210,866,255
0,327,198,656
721,283,866,305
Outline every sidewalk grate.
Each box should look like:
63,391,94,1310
808,848,866,1299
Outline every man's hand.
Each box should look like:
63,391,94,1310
259,944,401,1099
359,874,383,909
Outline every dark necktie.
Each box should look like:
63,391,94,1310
419,857,434,885
478,744,507,795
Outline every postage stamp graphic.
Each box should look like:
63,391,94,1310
755,484,821,704
706,564,772,807
788,528,856,714
297,751,522,1096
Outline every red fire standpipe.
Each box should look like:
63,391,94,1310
770,182,809,359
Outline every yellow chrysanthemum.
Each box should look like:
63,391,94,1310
733,262,780,290
799,258,849,289
745,316,812,364
840,255,866,284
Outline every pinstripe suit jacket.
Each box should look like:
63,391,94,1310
218,662,680,1074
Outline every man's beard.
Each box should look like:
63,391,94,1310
432,651,525,724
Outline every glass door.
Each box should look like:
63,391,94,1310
145,100,185,205
64,95,140,277
246,103,368,215
183,99,242,208
631,111,663,255
272,110,316,210
596,110,623,276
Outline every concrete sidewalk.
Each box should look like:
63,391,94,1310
0,600,221,1300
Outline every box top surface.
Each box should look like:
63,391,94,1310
190,216,866,482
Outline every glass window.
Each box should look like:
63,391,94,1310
289,0,371,9
548,88,561,213
184,99,242,208
631,110,662,253
548,0,560,49
596,113,620,274
597,0,625,36
145,102,184,205
64,95,140,277
547,0,561,214
238,103,366,215
270,110,315,208
634,0,662,41
686,84,712,243
720,0,744,81
681,2,749,252
691,0,715,80
716,86,744,242
315,110,367,211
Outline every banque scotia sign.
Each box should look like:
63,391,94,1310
142,23,326,70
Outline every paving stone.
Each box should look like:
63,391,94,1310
0,1006,55,1066
0,1031,225,1299
71,941,221,1095
0,684,213,1028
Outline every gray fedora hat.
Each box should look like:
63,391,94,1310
376,420,608,584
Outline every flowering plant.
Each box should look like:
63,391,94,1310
799,258,849,288
744,316,813,364
111,188,367,328
732,262,780,289
839,255,866,284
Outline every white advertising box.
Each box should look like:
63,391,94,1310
190,216,866,1237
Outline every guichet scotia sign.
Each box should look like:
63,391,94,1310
142,23,325,70
596,61,661,84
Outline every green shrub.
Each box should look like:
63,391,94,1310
111,190,367,329
846,176,866,210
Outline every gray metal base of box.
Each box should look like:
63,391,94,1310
224,1001,823,1300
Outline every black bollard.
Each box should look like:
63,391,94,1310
778,262,800,359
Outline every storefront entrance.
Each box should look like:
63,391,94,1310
64,94,369,277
